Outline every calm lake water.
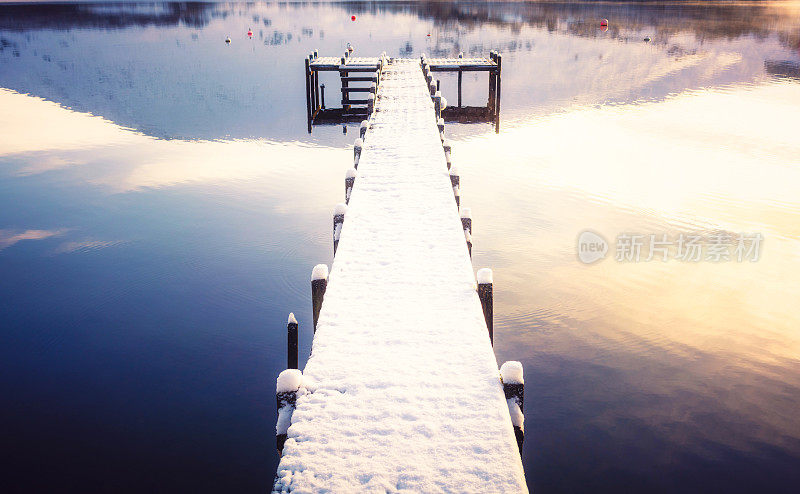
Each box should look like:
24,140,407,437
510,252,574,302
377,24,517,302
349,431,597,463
1,1,799,492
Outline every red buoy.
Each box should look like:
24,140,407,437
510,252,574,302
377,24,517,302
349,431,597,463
247,29,253,37
351,15,356,21
600,18,608,26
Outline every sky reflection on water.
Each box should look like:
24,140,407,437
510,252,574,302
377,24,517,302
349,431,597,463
1,1,800,492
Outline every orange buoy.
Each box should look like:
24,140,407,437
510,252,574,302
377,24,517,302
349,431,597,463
351,15,356,21
600,18,608,26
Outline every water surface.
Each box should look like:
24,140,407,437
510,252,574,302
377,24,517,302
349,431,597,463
1,2,799,492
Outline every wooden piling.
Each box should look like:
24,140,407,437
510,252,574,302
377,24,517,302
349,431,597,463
354,138,363,164
465,230,472,258
333,203,346,256
495,53,502,133
287,313,298,370
500,361,524,454
345,167,357,204
276,369,302,454
460,207,472,235
477,268,493,345
311,264,328,333
304,57,312,133
360,120,369,139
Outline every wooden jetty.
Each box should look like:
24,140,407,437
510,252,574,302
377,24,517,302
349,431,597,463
276,54,525,493
304,51,502,131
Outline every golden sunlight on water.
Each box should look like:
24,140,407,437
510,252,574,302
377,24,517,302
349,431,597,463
461,81,800,448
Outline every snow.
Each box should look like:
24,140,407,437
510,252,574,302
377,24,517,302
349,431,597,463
311,263,328,281
334,203,347,216
276,369,303,393
441,97,448,110
274,59,526,493
288,312,297,325
477,267,493,285
449,165,458,176
354,138,363,150
460,207,472,219
346,167,358,179
507,399,524,430
500,361,524,385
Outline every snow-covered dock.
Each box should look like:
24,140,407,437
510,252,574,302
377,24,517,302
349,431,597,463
275,57,526,493
305,51,502,131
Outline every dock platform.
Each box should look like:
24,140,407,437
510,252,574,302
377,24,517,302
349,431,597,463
304,52,502,130
275,56,525,493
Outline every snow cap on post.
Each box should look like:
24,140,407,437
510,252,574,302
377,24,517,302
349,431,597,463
440,96,448,110
359,120,369,138
500,361,523,385
334,203,347,217
276,369,303,393
346,167,358,179
460,207,471,219
288,312,297,324
311,264,329,281
449,164,458,177
442,139,451,153
477,267,493,285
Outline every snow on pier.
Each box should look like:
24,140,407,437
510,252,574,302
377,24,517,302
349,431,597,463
274,59,527,493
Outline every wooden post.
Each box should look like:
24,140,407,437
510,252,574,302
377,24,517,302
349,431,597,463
454,187,460,208
341,56,349,109
360,120,369,139
437,118,445,134
304,57,312,133
345,167,357,204
367,93,375,113
311,264,328,333
429,80,436,97
436,79,440,91
460,207,472,235
495,52,502,134
276,369,302,455
287,313,298,370
465,230,472,258
477,268,493,345
458,70,463,108
333,203,346,256
434,93,442,120
449,165,459,202
500,361,524,454
354,138,363,165
320,84,326,109
458,52,464,107
310,53,319,112
488,51,497,113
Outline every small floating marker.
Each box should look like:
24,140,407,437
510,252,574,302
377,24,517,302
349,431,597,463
225,36,231,43
427,33,431,37
600,18,608,26
644,36,651,42
351,15,356,21
247,28,253,37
